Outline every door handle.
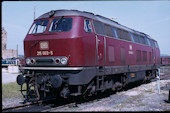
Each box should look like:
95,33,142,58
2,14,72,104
98,39,100,43
98,53,102,60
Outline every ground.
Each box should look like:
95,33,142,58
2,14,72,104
2,72,18,84
52,79,170,111
2,70,170,111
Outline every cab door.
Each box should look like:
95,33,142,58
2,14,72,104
92,20,106,68
96,35,105,67
152,47,156,65
154,48,156,64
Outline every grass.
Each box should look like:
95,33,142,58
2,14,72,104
2,82,26,99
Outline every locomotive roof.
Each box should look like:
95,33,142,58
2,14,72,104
37,9,154,41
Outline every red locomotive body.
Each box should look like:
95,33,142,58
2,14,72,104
17,10,160,101
161,56,170,66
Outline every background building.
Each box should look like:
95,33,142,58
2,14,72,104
2,27,7,50
2,27,18,59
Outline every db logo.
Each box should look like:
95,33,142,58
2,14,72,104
39,41,49,50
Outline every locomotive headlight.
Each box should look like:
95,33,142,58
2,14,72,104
26,58,31,65
30,58,36,64
55,58,60,64
61,57,68,65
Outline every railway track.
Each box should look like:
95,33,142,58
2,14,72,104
160,73,170,80
2,97,61,112
2,96,83,112
2,87,118,112
41,102,78,112
2,97,86,112
2,73,170,112
2,100,43,112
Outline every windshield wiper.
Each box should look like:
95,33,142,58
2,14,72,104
54,16,64,29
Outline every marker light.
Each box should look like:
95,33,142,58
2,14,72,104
55,58,60,64
61,57,68,65
26,58,31,65
30,58,35,64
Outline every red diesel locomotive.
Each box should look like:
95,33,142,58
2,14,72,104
17,10,160,101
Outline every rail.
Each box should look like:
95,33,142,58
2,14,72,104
160,66,170,74
2,100,43,112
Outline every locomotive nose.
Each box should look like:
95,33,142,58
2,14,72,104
16,74,25,86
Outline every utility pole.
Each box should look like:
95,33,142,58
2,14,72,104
16,44,18,65
34,5,36,20
17,44,18,58
157,68,160,94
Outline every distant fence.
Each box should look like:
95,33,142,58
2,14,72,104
160,66,170,74
2,59,19,66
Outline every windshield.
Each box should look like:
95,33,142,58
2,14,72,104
49,17,72,32
28,19,49,34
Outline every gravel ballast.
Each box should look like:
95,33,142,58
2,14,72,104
2,78,170,111
53,79,170,111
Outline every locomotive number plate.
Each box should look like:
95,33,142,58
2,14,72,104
37,51,53,56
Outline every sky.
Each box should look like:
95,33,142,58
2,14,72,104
2,1,170,56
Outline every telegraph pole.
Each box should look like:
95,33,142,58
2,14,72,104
157,68,160,94
34,5,36,20
17,44,18,58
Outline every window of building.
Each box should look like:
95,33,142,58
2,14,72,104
84,19,93,33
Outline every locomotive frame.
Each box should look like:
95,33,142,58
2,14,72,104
17,10,160,102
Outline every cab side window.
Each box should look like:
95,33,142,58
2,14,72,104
84,19,93,33
93,20,105,35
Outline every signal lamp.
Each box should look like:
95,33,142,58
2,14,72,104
55,58,60,64
30,59,35,64
61,57,68,65
26,58,31,65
